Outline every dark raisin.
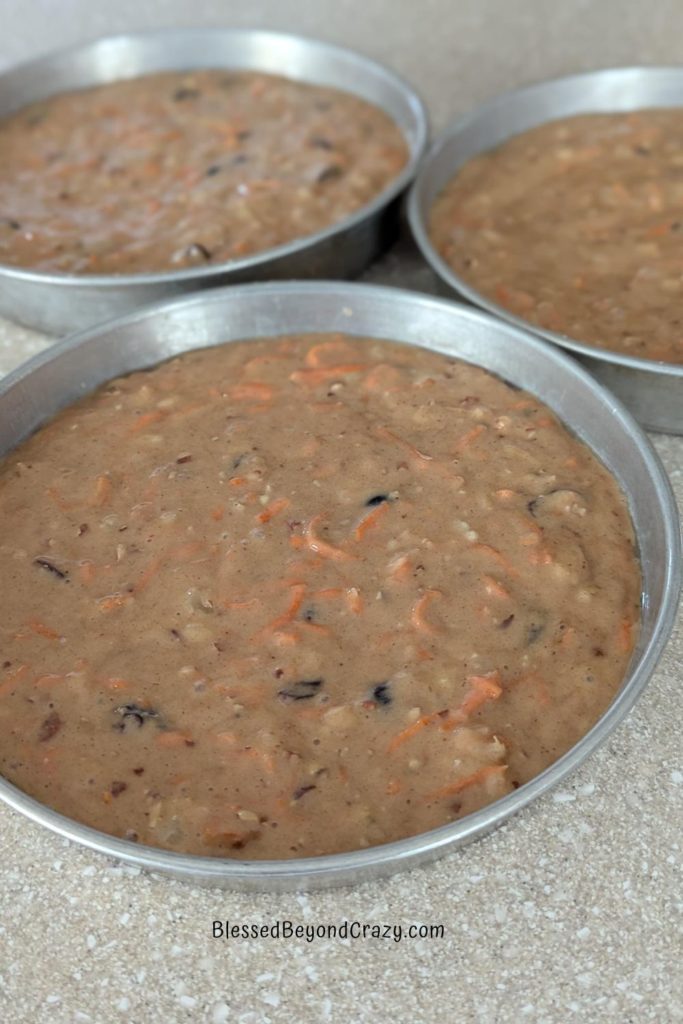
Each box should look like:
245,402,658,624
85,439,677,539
293,784,317,800
78,523,89,536
1,217,21,230
526,621,545,645
113,704,160,730
38,711,62,742
371,682,392,706
34,557,69,581
132,767,145,775
278,680,323,701
173,86,200,101
315,164,343,183
205,164,221,177
110,781,127,797
499,614,515,629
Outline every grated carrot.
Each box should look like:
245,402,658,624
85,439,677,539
354,501,388,540
257,497,290,524
426,764,508,801
411,589,442,635
302,514,356,562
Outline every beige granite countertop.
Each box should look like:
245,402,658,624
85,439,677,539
0,3,682,1022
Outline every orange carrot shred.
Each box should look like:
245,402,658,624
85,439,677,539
257,497,290,524
97,593,132,613
426,765,507,801
303,515,356,562
25,619,60,641
257,583,306,635
354,501,388,540
229,382,274,402
459,671,503,717
129,410,165,434
387,711,444,753
375,425,433,462
90,474,112,507
454,424,486,453
411,589,442,635
305,338,355,367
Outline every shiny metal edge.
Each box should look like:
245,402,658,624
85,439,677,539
0,280,679,891
0,29,428,333
407,66,683,434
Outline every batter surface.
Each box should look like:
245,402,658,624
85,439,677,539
0,334,640,858
430,110,683,364
0,69,407,274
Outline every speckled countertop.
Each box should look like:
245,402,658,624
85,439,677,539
0,3,682,1022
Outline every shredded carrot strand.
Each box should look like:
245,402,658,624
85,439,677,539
25,619,60,640
302,515,356,562
129,410,166,434
258,583,306,634
229,382,274,402
90,474,112,507
305,338,355,367
411,589,442,635
454,424,486,452
354,501,388,540
387,711,444,753
257,497,290,524
426,765,507,801
458,671,503,717
375,425,433,462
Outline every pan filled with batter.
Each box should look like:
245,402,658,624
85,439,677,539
428,110,683,365
0,69,408,276
0,29,427,332
408,68,683,433
0,283,678,888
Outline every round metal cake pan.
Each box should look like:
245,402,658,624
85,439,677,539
0,28,428,335
0,281,679,891
407,67,683,434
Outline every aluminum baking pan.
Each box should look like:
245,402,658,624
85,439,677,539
0,281,678,891
0,28,428,335
407,67,683,434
